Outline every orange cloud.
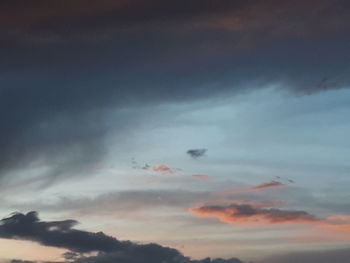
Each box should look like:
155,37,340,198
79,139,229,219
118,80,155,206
148,164,181,174
217,181,285,195
194,199,281,209
192,174,209,180
189,203,319,226
321,224,350,232
190,202,350,233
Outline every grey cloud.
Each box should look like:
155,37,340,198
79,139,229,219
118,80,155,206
0,211,126,253
73,252,244,263
1,211,244,263
187,149,207,159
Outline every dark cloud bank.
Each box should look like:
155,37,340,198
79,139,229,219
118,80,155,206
0,0,349,180
0,211,243,263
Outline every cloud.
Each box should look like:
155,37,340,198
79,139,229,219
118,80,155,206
132,161,181,174
192,174,210,180
187,149,207,159
73,253,244,263
150,165,178,174
190,201,350,230
189,203,320,225
0,0,349,182
0,211,244,263
1,0,349,43
0,211,125,253
217,181,285,195
321,215,350,231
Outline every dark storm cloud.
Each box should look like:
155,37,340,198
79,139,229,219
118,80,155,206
187,149,207,159
0,211,244,263
0,0,349,180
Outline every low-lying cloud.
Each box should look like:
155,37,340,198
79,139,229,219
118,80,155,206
0,211,244,263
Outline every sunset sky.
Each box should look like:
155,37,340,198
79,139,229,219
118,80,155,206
0,1,350,263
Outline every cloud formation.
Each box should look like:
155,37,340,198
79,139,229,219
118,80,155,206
0,211,244,263
133,161,181,174
187,149,208,159
192,174,210,180
0,211,125,253
190,203,320,225
190,202,350,231
150,165,178,174
217,181,285,195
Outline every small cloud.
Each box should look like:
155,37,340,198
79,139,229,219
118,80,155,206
192,174,210,180
151,164,175,174
217,181,285,195
187,149,207,159
131,159,180,174
142,163,151,170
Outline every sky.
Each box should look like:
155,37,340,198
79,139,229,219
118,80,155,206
0,1,350,263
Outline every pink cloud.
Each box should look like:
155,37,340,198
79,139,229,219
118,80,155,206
151,164,174,173
217,181,285,195
192,174,210,180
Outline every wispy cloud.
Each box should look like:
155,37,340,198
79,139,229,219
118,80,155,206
150,164,177,174
217,181,285,195
192,174,210,180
